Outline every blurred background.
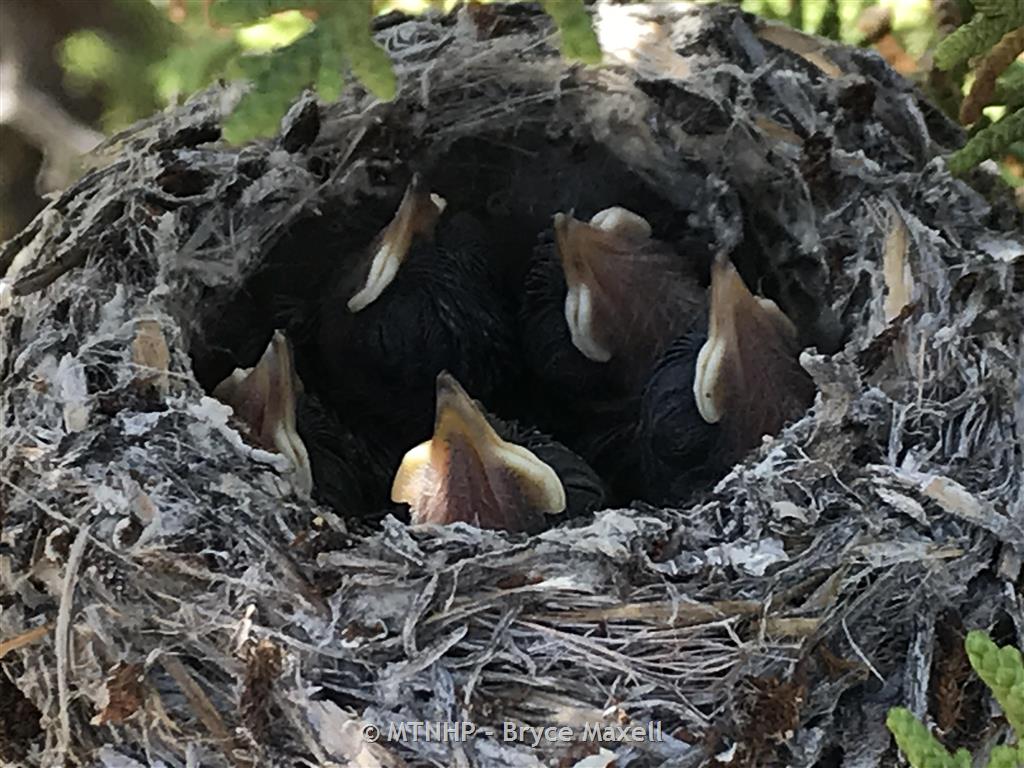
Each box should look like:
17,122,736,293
1,0,1021,242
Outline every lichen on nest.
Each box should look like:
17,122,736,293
1,3,1023,767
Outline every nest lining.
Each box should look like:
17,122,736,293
1,3,1023,767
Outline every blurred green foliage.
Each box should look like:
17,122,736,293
58,0,599,144
740,0,941,52
58,0,240,133
540,0,602,63
887,630,1024,768
207,0,598,142
54,0,1024,184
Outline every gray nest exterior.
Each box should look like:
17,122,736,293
1,3,1023,767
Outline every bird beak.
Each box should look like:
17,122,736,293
555,212,611,363
555,207,658,364
347,173,447,312
692,253,801,426
213,331,313,493
588,206,653,240
391,371,566,531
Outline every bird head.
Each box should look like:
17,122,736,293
554,207,700,369
692,252,813,452
347,173,447,313
391,371,566,533
213,331,313,493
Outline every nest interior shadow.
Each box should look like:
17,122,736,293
1,3,1023,768
191,129,727,518
191,133,695,388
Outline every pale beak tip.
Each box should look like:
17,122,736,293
435,369,458,394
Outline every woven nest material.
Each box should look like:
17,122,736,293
2,3,1023,767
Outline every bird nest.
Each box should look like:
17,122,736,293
1,3,1023,767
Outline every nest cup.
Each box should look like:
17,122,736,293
1,4,1023,767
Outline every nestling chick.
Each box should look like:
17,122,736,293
392,372,605,533
639,252,815,502
214,331,397,515
520,206,705,399
318,174,519,450
517,206,704,501
294,392,398,517
213,330,313,493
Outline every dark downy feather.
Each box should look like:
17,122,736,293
295,392,397,517
638,329,720,504
639,306,814,505
318,212,519,450
519,239,628,403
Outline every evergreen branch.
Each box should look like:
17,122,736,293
934,12,1024,71
222,29,319,144
993,90,1024,112
540,0,602,64
972,0,1024,19
961,26,1024,124
886,708,963,768
948,107,1024,174
986,745,1021,768
889,631,1023,768
966,630,1024,734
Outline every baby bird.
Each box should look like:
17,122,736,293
213,330,313,494
392,372,606,534
639,252,815,503
518,206,704,501
317,174,518,451
520,206,705,399
214,331,396,515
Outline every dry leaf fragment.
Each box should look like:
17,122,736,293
754,114,804,146
763,616,822,637
736,674,806,758
856,301,916,375
94,662,145,725
756,22,843,78
240,639,283,739
131,319,171,397
882,202,913,322
161,655,240,765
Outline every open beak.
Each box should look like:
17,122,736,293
213,331,313,493
347,173,447,313
692,252,808,435
391,371,566,532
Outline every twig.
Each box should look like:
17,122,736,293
960,26,1024,124
161,654,246,767
56,524,91,758
0,623,54,659
842,618,885,684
